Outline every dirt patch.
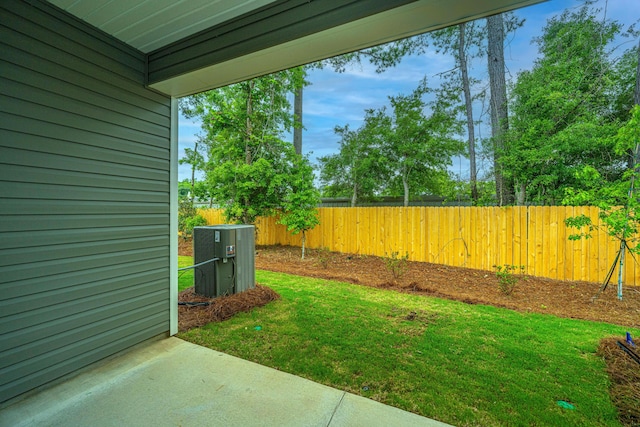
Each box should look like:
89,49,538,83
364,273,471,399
598,338,640,427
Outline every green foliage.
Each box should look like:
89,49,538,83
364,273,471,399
442,178,496,206
318,119,388,205
610,46,640,122
315,247,332,269
178,199,207,239
182,69,313,224
207,144,295,224
563,106,640,253
381,80,465,205
319,80,464,206
349,14,522,205
178,179,192,200
178,137,206,203
493,264,526,295
503,4,629,205
180,268,632,427
277,155,321,259
384,251,409,280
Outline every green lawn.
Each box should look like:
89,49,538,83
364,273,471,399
178,256,195,291
178,259,635,426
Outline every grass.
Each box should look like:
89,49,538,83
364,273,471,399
178,263,637,426
178,256,194,291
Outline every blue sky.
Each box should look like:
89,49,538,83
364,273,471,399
178,0,640,182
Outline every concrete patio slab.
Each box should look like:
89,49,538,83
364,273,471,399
0,337,452,427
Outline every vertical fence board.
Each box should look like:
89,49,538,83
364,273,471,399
512,207,522,268
596,208,608,282
419,207,426,262
490,207,498,270
473,207,483,269
565,206,576,282
527,207,537,276
556,206,566,281
505,207,514,267
478,207,487,270
499,208,508,266
521,207,529,275
439,208,448,265
540,207,550,279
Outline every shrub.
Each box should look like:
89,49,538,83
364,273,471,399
384,251,410,280
178,199,207,240
493,264,526,295
316,247,332,269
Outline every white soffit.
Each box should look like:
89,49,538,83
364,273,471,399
150,0,544,97
47,0,277,53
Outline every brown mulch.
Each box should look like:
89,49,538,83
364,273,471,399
177,285,280,332
597,338,640,427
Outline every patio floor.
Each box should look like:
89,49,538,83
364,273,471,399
0,337,452,427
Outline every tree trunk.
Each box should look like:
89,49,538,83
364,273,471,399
516,182,526,206
243,81,254,224
458,23,478,204
190,141,198,204
635,38,640,106
628,39,640,171
294,85,303,155
487,13,514,206
301,231,306,260
402,174,409,207
351,181,357,207
245,81,254,166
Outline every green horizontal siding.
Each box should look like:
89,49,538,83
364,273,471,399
0,129,169,170
0,0,172,403
2,258,168,300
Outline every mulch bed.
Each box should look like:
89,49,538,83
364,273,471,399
597,338,640,427
178,285,279,332
178,240,640,425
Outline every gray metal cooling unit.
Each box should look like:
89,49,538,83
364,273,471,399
193,225,255,298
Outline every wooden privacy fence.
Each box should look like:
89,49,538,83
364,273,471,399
199,206,639,285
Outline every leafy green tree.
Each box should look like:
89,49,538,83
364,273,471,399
278,155,321,259
379,81,465,206
563,35,640,302
563,105,640,299
178,179,192,200
182,69,307,224
178,198,207,240
318,118,389,206
338,14,522,204
610,43,640,123
503,5,627,205
179,137,205,202
319,81,463,206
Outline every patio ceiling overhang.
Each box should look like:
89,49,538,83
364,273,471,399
47,0,545,97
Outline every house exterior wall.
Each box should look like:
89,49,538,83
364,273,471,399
0,0,172,403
